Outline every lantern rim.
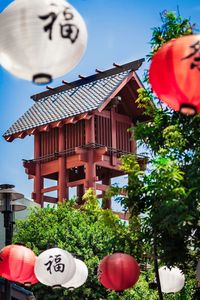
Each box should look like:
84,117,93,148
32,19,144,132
180,103,197,116
33,73,52,85
24,282,32,287
52,284,62,289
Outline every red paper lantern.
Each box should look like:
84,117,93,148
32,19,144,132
0,244,38,285
149,34,200,115
98,253,140,291
24,273,38,286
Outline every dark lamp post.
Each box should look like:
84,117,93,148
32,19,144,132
0,184,26,300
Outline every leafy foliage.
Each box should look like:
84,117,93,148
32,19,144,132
148,10,194,59
131,11,200,269
13,189,145,300
15,190,196,299
107,10,199,298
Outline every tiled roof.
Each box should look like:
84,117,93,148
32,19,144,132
3,59,144,137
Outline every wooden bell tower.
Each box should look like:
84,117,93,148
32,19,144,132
4,59,148,208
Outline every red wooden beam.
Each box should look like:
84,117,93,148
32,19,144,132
94,147,108,162
75,147,107,163
85,116,95,144
43,195,58,203
39,124,50,132
63,117,76,124
95,110,132,124
40,154,85,176
4,135,14,142
27,128,37,135
111,108,117,166
58,126,67,202
41,160,59,176
76,113,88,121
84,114,93,120
41,185,59,194
34,133,43,205
51,120,63,128
17,132,27,139
75,147,88,162
97,159,122,172
67,179,85,188
85,149,96,189
96,183,108,192
23,161,36,176
95,110,110,119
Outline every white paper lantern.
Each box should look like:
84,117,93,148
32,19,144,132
159,266,185,293
0,0,87,84
34,248,76,288
62,258,88,289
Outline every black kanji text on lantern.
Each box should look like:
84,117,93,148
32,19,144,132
39,4,79,43
44,254,65,274
182,40,200,71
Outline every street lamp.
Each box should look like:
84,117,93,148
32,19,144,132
0,184,26,300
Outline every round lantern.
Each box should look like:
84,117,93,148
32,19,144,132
62,258,88,289
149,34,200,115
0,244,38,285
0,0,88,84
159,266,185,293
34,248,76,288
98,253,140,291
24,273,39,286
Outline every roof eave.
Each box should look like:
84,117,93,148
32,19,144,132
3,111,95,142
31,58,144,102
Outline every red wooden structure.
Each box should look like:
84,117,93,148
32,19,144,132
4,59,148,208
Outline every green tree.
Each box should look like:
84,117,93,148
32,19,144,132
107,10,199,299
134,10,199,267
13,189,157,300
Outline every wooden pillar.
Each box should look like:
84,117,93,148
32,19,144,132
77,184,85,205
85,116,95,144
85,149,96,190
58,126,67,202
33,133,43,205
130,122,136,153
102,176,111,209
111,108,117,165
84,116,96,190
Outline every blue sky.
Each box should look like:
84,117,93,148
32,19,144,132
0,0,200,199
